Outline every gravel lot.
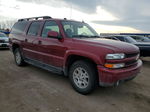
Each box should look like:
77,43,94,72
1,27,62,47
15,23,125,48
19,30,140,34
0,50,150,112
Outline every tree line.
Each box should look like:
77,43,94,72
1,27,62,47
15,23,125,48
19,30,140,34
0,20,17,30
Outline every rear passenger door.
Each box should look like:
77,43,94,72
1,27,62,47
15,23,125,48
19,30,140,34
37,20,66,68
23,21,42,60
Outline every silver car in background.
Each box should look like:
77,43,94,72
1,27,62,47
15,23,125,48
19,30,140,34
0,32,9,48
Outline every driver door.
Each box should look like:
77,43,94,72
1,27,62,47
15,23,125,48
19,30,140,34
37,20,66,67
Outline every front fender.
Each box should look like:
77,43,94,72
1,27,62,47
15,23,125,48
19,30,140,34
63,50,103,67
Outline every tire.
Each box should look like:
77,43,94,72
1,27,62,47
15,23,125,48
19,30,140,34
69,60,97,95
14,48,26,66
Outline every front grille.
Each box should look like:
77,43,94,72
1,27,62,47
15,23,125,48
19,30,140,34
126,53,139,58
0,40,5,43
125,60,137,66
124,53,139,67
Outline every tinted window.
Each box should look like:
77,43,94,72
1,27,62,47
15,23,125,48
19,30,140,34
11,21,28,34
110,37,119,40
42,21,59,37
126,36,137,43
115,36,125,41
106,37,112,39
27,22,41,36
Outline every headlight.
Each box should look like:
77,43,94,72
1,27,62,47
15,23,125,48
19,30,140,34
106,53,125,60
104,63,125,69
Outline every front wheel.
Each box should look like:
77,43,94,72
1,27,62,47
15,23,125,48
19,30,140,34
69,60,97,95
14,48,26,66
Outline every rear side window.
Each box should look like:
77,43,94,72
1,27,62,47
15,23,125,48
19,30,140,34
27,22,41,36
11,21,28,34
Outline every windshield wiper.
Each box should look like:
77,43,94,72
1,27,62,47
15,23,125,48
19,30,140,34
90,35,100,38
72,35,100,38
72,35,90,38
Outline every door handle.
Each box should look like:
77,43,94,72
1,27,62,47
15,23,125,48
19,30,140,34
38,40,42,44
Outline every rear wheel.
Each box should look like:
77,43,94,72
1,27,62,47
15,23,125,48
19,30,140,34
69,60,97,94
14,48,26,66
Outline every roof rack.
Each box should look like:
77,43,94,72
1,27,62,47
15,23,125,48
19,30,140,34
18,16,52,22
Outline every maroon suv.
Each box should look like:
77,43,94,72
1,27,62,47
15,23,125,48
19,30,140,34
9,16,142,94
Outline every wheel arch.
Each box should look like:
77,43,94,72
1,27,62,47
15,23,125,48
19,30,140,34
12,43,20,53
63,51,102,77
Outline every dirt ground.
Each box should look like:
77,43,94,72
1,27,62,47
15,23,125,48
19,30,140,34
0,50,150,112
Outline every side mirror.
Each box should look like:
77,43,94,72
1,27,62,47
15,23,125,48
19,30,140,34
47,31,62,40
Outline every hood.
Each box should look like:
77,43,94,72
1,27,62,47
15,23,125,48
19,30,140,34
74,38,139,54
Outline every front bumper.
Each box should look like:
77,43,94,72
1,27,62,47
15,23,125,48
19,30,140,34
0,43,9,48
97,59,142,86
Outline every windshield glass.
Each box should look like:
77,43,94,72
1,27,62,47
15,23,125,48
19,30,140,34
126,36,137,43
0,33,7,37
61,21,99,38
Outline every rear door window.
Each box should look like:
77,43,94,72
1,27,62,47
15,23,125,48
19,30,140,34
27,21,41,36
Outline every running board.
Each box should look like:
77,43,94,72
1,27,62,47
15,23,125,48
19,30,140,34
24,58,63,75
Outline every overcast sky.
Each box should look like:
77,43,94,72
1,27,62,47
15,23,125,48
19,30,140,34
0,0,149,33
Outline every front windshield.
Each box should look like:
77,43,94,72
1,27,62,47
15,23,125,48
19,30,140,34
0,33,7,37
61,21,99,38
126,36,137,43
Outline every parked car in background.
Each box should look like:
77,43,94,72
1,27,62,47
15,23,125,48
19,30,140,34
101,36,120,41
102,35,136,43
147,36,150,39
103,35,150,57
0,32,9,48
130,35,150,42
0,29,10,36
